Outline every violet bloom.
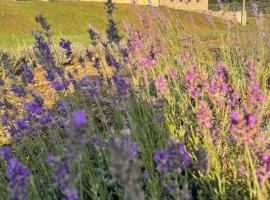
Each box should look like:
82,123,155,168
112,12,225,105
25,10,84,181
21,64,34,85
105,52,121,69
1,146,30,200
72,110,88,126
90,135,107,150
11,84,26,96
170,68,177,79
88,25,99,46
154,139,190,175
7,158,30,200
112,73,129,100
51,80,68,91
155,74,168,95
59,38,72,58
230,111,240,122
0,146,13,161
50,159,79,200
80,76,90,86
143,170,149,178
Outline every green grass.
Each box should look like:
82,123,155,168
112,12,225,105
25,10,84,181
0,2,224,49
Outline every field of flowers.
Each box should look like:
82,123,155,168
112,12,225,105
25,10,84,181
0,1,270,200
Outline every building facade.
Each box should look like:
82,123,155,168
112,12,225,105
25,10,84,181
79,0,208,10
160,0,208,11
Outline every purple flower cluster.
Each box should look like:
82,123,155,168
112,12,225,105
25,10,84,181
155,74,168,95
246,61,265,106
59,38,72,58
48,155,79,200
90,135,107,150
197,100,213,130
184,63,203,97
0,146,29,200
112,73,129,100
154,139,190,175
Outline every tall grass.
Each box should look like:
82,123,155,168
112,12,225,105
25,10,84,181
0,1,270,200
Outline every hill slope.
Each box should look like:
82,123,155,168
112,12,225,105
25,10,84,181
0,2,224,48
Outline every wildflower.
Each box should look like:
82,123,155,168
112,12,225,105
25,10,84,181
1,146,29,200
154,138,190,175
11,84,26,96
105,0,121,44
88,25,99,46
80,76,90,86
35,15,51,33
194,148,208,174
59,38,72,58
184,63,203,98
143,170,149,178
50,157,79,200
197,101,212,129
90,135,107,150
112,73,129,99
47,153,56,163
108,130,144,200
230,111,240,122
21,64,34,85
93,57,100,69
0,146,13,161
72,110,88,126
51,80,68,91
170,68,177,79
105,52,121,69
155,74,168,95
239,166,246,175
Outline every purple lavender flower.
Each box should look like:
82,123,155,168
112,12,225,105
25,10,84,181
170,68,177,79
59,38,72,58
21,64,34,85
154,139,190,175
143,170,149,178
230,111,240,122
88,25,99,46
105,53,121,69
50,159,79,200
51,80,68,91
16,118,28,129
155,74,168,95
7,158,29,200
80,76,90,86
72,110,88,126
11,84,26,96
1,147,30,200
0,146,13,161
90,135,107,150
112,73,129,99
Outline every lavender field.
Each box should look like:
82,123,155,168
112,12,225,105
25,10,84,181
0,1,270,200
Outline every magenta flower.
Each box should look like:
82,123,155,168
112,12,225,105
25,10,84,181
170,68,177,79
230,111,240,121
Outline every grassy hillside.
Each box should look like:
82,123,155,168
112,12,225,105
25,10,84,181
0,2,224,49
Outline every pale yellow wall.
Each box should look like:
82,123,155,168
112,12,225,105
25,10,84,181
80,0,159,6
160,0,208,11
